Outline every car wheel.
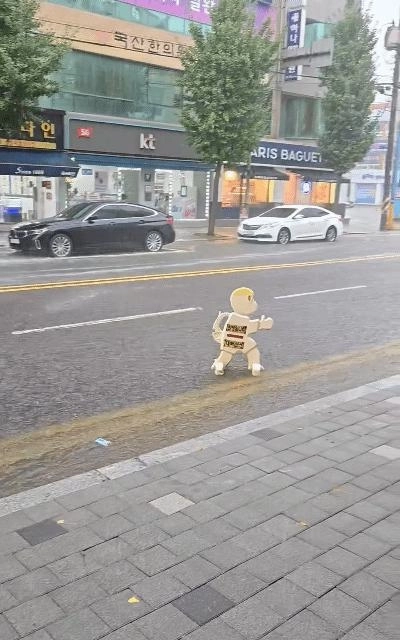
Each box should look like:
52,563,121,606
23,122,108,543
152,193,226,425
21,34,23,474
325,226,337,242
277,228,291,245
144,231,163,252
48,233,73,258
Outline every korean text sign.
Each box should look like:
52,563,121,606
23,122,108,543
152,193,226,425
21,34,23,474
0,110,64,151
286,8,304,48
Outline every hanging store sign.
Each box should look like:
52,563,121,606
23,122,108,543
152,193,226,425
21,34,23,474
0,110,64,151
284,65,303,81
252,141,323,169
286,7,305,49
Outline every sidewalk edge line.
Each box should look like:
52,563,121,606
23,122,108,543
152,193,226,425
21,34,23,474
1,374,400,517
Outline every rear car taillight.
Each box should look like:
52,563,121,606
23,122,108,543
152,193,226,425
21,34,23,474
166,215,174,225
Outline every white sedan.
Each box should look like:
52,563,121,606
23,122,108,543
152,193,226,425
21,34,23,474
237,205,343,245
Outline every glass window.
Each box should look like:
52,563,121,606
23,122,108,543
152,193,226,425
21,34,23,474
280,96,323,140
40,51,181,123
95,205,121,219
47,0,211,36
304,22,334,48
56,202,95,219
115,205,154,218
302,207,323,218
259,207,296,218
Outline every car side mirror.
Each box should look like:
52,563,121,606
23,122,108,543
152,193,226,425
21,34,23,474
294,213,304,219
88,215,98,223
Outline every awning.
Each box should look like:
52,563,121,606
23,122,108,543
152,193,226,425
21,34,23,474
70,153,212,172
0,151,80,177
289,169,350,184
238,166,289,180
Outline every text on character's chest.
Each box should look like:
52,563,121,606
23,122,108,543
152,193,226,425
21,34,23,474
226,324,247,339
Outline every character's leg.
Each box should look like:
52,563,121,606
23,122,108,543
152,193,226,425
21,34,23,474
246,346,263,376
212,351,233,376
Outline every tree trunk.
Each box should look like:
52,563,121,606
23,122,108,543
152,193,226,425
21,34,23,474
208,162,222,236
241,153,252,219
334,176,342,205
333,176,342,215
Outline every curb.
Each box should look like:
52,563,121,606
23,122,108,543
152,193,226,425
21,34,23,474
1,374,400,517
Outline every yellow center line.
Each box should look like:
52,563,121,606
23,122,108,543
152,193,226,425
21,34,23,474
0,253,399,294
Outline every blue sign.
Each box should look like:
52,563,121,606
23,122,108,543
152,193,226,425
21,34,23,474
287,9,303,48
355,183,376,205
285,65,300,81
302,179,311,194
252,141,323,169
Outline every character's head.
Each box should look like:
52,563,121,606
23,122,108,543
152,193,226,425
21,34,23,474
230,287,258,315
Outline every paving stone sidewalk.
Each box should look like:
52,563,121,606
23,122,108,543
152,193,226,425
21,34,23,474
1,377,400,640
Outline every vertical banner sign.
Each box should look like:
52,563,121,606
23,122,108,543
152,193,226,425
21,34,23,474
287,8,302,47
285,5,305,81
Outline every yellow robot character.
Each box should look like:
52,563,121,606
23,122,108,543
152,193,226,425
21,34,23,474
212,287,273,377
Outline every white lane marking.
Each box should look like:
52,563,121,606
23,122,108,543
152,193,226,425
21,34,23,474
0,248,189,264
274,285,367,300
12,307,203,335
0,247,343,281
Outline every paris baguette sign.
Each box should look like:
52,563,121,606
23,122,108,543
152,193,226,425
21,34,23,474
252,141,324,169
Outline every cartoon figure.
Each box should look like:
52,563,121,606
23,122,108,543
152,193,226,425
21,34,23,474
212,287,273,377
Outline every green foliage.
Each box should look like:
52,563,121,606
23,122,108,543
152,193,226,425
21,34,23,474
318,3,377,176
0,0,67,133
178,0,278,165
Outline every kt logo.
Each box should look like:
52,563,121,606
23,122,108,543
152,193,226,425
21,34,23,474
140,133,156,150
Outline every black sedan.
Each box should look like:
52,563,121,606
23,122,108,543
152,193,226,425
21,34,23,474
8,201,176,257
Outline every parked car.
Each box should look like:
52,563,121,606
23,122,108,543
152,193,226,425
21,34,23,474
8,201,175,257
237,205,343,245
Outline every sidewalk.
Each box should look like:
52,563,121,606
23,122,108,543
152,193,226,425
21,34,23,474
1,377,400,640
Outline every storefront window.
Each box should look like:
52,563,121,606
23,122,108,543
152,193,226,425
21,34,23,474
41,51,181,123
221,171,275,208
66,166,207,219
280,96,323,140
48,0,211,35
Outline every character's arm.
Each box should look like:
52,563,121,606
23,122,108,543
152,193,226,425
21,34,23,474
212,312,230,343
247,316,274,334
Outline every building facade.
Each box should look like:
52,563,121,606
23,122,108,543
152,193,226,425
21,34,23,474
40,0,275,221
0,0,358,222
219,0,357,217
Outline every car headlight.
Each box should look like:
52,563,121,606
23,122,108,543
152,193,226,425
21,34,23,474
261,223,279,230
30,228,48,236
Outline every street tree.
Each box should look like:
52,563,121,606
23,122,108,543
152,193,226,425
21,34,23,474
318,1,377,207
178,0,278,235
0,0,66,134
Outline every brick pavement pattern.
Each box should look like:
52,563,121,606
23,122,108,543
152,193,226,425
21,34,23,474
1,381,400,639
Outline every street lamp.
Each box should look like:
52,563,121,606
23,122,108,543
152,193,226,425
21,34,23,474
381,23,400,230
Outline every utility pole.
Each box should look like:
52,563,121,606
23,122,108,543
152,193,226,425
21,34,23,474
381,22,400,230
270,0,286,138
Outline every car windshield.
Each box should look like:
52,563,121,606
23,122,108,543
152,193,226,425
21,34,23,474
259,207,297,218
56,203,95,220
